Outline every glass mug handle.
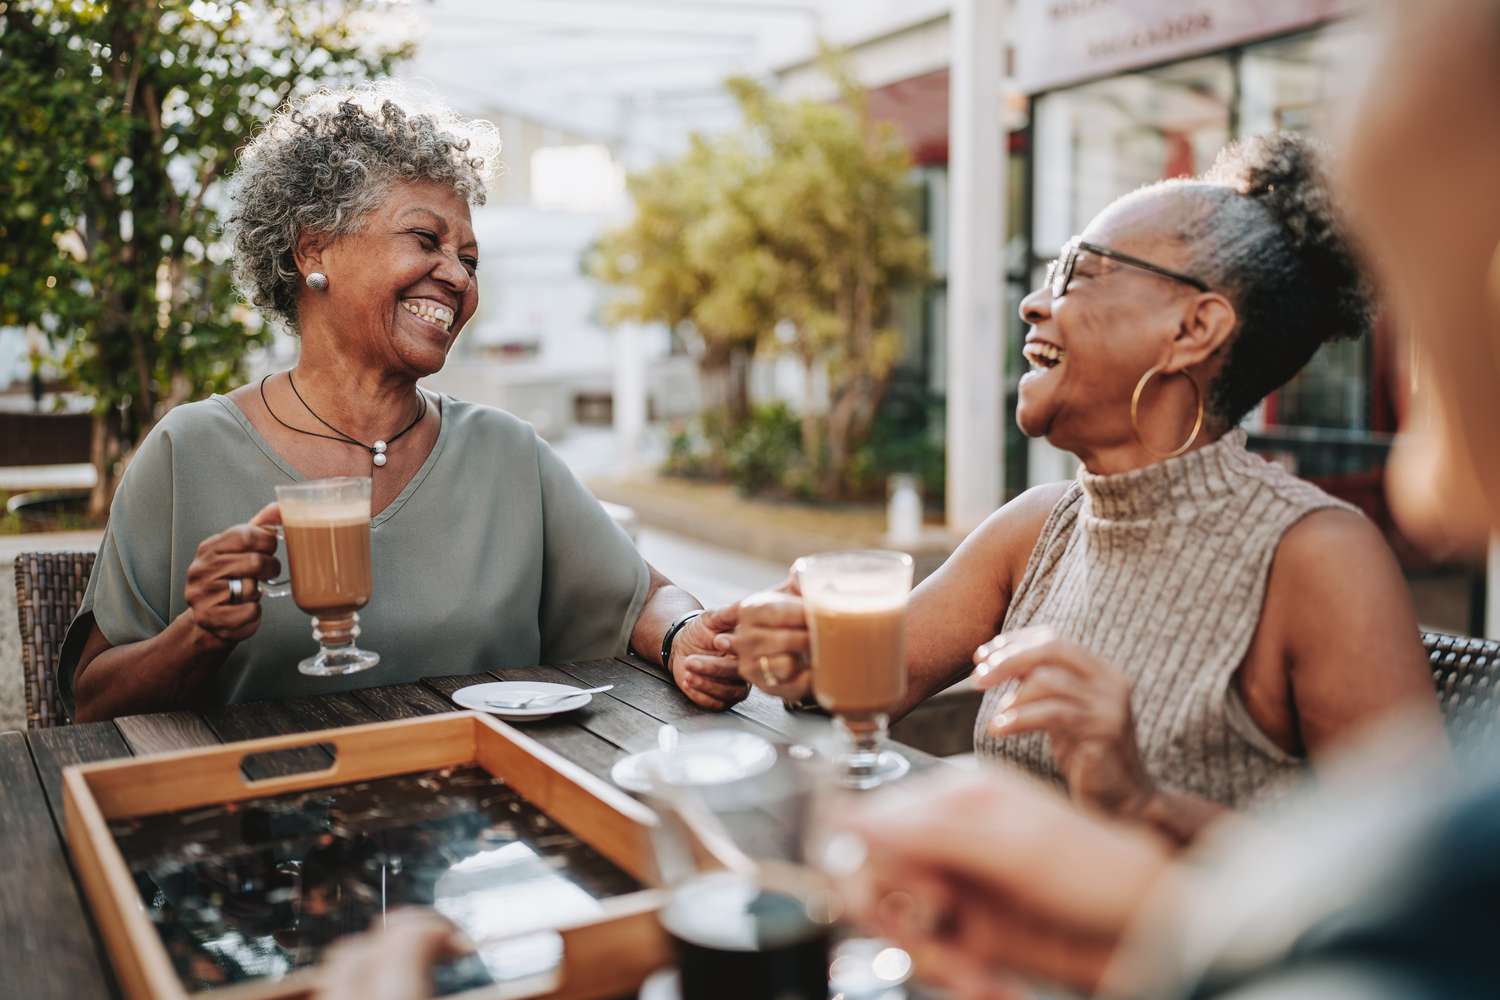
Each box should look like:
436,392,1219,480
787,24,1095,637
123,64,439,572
261,524,292,599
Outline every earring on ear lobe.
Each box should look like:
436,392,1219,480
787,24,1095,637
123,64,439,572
1130,363,1204,460
306,271,329,291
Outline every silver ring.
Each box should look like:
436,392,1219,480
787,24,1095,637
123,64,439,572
227,578,244,604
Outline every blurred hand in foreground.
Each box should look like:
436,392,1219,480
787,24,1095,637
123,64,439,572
834,766,1176,997
316,910,467,1000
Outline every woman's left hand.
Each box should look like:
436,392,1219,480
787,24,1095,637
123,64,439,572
973,626,1156,820
670,606,750,711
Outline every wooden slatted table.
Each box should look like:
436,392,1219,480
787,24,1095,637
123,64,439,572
0,654,938,999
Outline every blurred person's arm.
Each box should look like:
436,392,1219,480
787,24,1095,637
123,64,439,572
1385,355,1493,560
842,731,1470,1000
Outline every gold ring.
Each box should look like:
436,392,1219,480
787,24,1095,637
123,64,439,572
759,654,776,687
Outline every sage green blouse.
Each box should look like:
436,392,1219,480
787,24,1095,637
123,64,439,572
57,394,650,713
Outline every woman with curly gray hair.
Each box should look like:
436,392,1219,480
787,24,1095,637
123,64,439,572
59,88,746,719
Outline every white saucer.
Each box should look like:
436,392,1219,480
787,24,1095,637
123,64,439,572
451,681,595,721
611,730,777,792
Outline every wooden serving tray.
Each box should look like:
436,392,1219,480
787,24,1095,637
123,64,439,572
63,712,672,1000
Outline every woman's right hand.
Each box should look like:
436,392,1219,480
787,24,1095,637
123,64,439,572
184,502,283,646
720,583,813,702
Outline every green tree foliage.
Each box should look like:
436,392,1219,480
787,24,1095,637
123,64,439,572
586,135,774,422
589,55,929,498
0,0,410,512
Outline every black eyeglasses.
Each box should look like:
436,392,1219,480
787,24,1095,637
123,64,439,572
1045,237,1211,299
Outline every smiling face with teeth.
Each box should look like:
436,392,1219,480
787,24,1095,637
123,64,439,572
296,179,480,378
1015,188,1236,467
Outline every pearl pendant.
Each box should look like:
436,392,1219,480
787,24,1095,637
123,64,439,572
373,440,387,453
372,452,388,467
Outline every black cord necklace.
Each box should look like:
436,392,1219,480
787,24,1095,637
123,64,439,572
260,371,426,469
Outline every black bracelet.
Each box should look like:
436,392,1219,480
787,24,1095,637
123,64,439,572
660,609,705,672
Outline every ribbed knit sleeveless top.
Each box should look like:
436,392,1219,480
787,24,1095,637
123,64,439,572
973,430,1354,809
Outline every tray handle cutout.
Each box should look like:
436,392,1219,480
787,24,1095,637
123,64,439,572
239,741,339,785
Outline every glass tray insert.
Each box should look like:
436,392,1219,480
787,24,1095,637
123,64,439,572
108,764,643,993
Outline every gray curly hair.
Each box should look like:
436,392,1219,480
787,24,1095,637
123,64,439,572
225,84,500,332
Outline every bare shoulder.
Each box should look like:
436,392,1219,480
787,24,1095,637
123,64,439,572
1265,509,1438,751
1267,506,1418,646
1272,507,1396,588
1008,479,1077,524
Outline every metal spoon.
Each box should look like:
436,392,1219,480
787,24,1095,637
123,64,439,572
485,684,613,709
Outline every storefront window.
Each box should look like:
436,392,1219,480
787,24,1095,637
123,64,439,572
1032,57,1234,256
1267,337,1369,431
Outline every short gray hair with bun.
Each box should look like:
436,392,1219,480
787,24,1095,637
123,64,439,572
1124,132,1373,425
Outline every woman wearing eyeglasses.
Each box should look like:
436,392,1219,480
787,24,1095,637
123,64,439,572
729,132,1442,843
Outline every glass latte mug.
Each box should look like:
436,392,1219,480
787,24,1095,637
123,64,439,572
260,477,381,676
795,550,913,789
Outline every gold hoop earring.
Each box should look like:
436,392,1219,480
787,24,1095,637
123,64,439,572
1130,363,1204,459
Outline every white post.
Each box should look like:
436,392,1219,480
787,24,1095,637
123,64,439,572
613,323,648,468
1488,538,1500,638
1028,435,1077,486
945,0,1006,533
